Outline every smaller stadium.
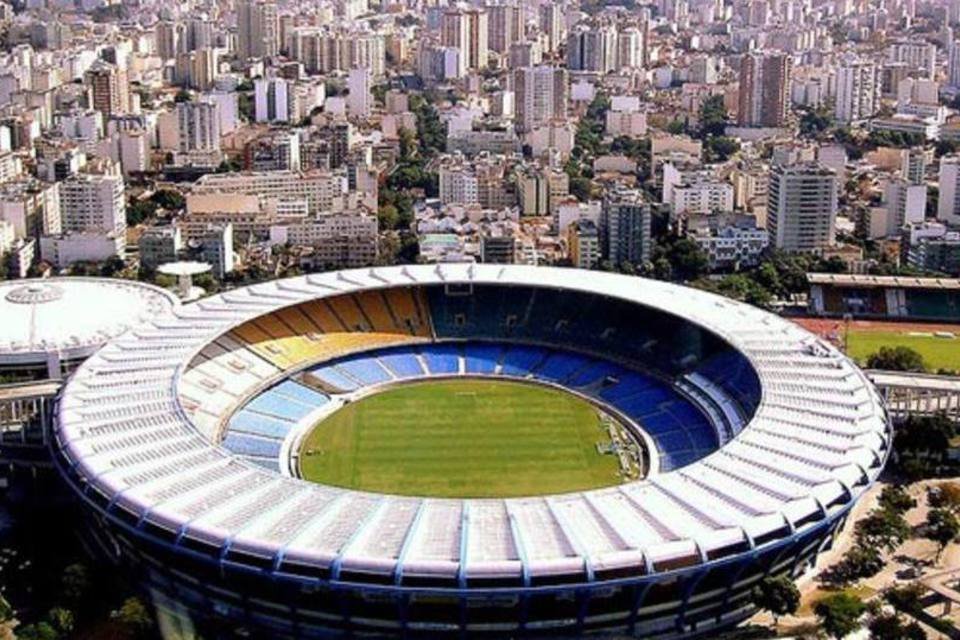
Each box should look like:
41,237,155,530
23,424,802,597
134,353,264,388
53,265,890,638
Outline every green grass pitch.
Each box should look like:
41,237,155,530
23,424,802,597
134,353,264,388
297,379,621,498
845,331,960,372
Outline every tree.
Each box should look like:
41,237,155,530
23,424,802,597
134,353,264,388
569,176,593,202
126,199,158,226
925,508,960,562
799,107,834,137
877,486,916,515
884,582,925,613
44,608,73,636
751,575,800,626
866,346,926,372
0,595,12,623
703,135,740,163
698,94,728,138
14,622,59,640
814,593,866,639
111,597,154,634
173,89,193,103
854,508,911,553
150,189,185,211
868,612,926,640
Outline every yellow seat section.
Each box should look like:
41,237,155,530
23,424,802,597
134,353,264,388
326,296,367,331
251,314,296,340
231,329,424,369
355,290,398,332
383,288,431,337
299,300,346,332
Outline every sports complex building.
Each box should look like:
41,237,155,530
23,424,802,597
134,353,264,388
52,264,891,638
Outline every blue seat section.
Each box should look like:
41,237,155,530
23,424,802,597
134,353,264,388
693,351,762,415
245,392,316,422
272,380,329,407
308,365,359,392
377,351,425,379
597,372,657,402
568,361,623,388
463,343,502,374
222,433,282,458
421,344,460,375
227,410,293,439
336,357,392,385
535,351,594,383
500,345,548,377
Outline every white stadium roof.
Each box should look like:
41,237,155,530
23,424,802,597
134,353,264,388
55,264,890,583
0,277,178,365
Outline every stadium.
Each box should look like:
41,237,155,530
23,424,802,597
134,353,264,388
53,264,890,638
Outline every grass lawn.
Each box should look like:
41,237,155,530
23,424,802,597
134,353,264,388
298,379,620,498
846,330,960,372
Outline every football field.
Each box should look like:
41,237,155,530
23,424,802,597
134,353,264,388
298,379,621,498
793,318,960,372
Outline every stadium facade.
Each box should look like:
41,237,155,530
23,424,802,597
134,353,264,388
53,265,890,638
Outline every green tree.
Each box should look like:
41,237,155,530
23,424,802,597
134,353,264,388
799,107,834,137
877,486,916,515
698,94,728,139
884,582,925,613
866,346,926,372
126,199,158,226
14,622,59,640
0,595,12,623
44,608,73,636
854,508,911,553
569,176,593,202
174,89,193,103
925,508,960,562
703,135,740,163
111,597,154,634
751,575,800,626
868,612,926,640
150,189,185,211
814,593,866,639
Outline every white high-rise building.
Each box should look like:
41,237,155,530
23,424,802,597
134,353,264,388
347,67,372,118
835,58,878,124
59,174,126,236
512,65,568,133
937,155,960,226
176,100,221,153
766,162,837,252
949,41,960,89
254,77,291,122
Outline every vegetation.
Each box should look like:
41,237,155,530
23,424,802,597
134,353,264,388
751,575,800,626
813,593,866,639
299,379,621,498
925,508,960,562
892,413,958,480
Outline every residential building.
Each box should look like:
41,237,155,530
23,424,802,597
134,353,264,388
937,155,960,226
766,162,837,252
59,173,126,236
737,51,791,128
512,65,567,133
835,57,878,124
237,0,278,60
600,186,652,265
567,219,600,268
